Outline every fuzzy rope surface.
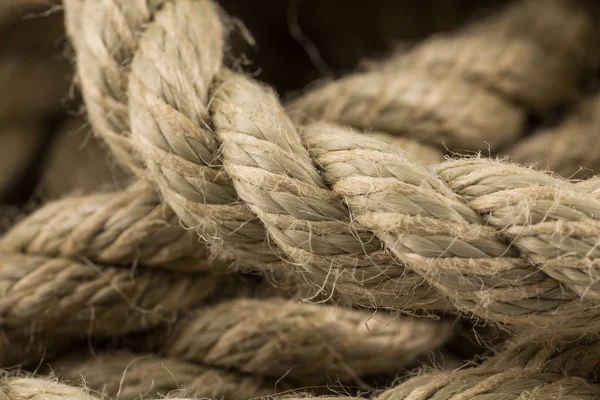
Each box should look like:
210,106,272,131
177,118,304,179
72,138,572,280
0,253,220,335
0,183,222,272
134,298,451,384
22,0,600,399
290,0,600,151
48,350,283,400
63,0,600,330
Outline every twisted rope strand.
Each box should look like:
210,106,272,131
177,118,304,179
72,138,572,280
63,0,167,175
289,0,600,151
65,0,600,328
304,123,600,328
7,368,600,400
0,183,223,272
136,298,452,384
0,253,220,335
48,350,282,400
510,95,600,178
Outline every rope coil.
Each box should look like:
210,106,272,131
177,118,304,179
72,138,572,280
2,0,600,398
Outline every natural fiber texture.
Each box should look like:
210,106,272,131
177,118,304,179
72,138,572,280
5,370,600,400
137,298,451,384
0,253,219,335
486,331,600,380
63,0,600,328
63,0,188,176
289,0,600,151
48,350,282,400
26,0,600,399
39,117,130,199
0,183,223,272
376,369,600,400
367,132,443,166
0,377,97,400
510,95,600,178
303,123,600,328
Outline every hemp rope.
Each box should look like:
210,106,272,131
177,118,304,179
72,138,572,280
6,0,600,398
1,134,439,273
0,183,221,272
279,329,600,400
47,350,283,400
6,368,600,400
62,0,600,328
0,253,220,335
133,298,452,384
510,94,600,179
289,0,600,152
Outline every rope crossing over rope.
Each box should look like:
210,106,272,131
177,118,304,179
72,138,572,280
1,0,600,398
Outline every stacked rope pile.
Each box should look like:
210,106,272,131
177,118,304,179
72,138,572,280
1,0,600,399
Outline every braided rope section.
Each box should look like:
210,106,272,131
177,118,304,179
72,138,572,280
63,0,600,329
48,350,283,400
135,298,451,384
290,0,600,151
4,0,600,399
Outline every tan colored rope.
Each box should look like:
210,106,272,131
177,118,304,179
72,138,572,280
4,0,600,399
0,183,222,272
0,253,220,335
375,368,600,400
289,0,599,152
6,367,600,400
136,298,451,384
510,95,600,178
62,0,600,329
48,350,283,400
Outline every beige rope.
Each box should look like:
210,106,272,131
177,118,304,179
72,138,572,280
137,298,452,384
289,0,600,152
1,0,600,398
0,183,222,272
510,95,600,178
61,0,600,330
0,253,220,335
48,350,283,400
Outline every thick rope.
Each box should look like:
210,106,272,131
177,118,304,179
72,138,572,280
63,0,600,329
5,0,600,398
135,298,451,384
0,183,222,272
375,369,600,400
6,369,600,400
48,350,282,400
0,377,98,400
0,253,220,335
304,123,600,328
289,0,600,152
510,94,600,178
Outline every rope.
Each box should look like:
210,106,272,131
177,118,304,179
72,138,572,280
3,0,600,398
